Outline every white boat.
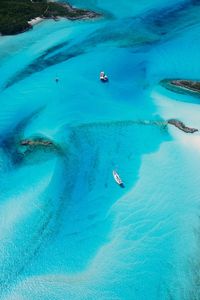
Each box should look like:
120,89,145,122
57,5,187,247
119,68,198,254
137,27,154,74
100,71,108,82
113,170,123,186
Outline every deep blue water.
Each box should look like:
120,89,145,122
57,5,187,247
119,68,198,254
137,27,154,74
0,0,200,299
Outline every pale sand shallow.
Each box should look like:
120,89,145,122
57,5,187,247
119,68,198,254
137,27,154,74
151,88,200,152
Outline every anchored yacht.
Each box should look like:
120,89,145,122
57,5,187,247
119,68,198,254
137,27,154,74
113,170,124,187
100,71,108,82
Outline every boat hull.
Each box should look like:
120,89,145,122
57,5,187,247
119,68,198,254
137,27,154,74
113,171,124,187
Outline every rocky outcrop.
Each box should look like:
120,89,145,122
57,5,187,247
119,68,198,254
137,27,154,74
20,139,53,147
168,119,198,133
170,80,200,93
160,79,200,95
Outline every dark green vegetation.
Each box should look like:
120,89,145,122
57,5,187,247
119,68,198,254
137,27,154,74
0,0,99,35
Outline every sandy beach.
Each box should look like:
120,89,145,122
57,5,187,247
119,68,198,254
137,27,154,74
28,17,44,26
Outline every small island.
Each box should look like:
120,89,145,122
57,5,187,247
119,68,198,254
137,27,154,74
20,137,63,154
170,80,200,93
20,138,53,147
0,0,100,36
160,79,200,95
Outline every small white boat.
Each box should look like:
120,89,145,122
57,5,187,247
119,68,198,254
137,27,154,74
100,71,108,82
113,170,123,186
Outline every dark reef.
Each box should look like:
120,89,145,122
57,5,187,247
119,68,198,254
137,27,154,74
0,0,100,36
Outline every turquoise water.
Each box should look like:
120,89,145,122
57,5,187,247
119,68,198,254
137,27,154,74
0,1,200,299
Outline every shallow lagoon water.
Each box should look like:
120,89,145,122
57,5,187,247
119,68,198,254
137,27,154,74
0,0,200,299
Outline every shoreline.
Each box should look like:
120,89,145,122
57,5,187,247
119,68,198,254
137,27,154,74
0,1,101,36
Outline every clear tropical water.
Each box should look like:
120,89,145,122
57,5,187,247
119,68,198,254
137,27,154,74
0,0,200,299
